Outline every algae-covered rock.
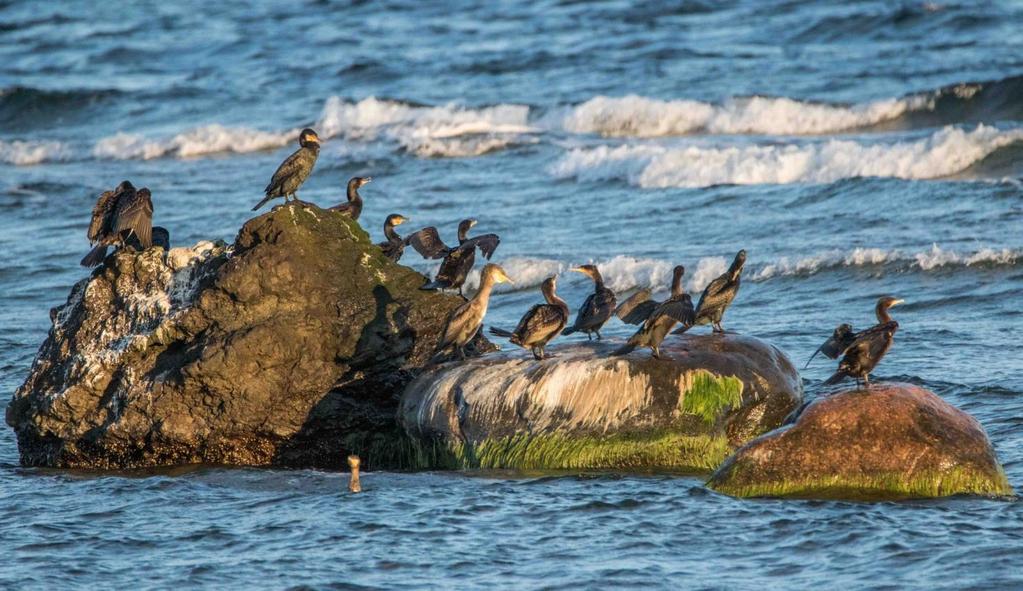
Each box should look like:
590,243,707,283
7,204,492,470
707,383,1013,500
398,335,802,471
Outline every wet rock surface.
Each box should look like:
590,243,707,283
399,335,803,471
708,383,1013,499
7,204,491,470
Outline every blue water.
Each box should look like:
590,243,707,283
3,1,1023,588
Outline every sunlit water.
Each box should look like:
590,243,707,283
2,1,1022,588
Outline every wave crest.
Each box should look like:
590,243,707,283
550,125,1023,187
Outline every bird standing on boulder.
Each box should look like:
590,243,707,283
612,265,695,358
407,218,500,296
377,214,409,262
432,263,512,362
673,249,746,335
489,275,570,360
809,296,904,389
81,182,158,267
329,176,372,220
562,264,616,340
251,128,320,211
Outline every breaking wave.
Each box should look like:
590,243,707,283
0,139,73,165
550,125,1023,188
452,245,1020,295
92,125,297,160
560,75,1023,137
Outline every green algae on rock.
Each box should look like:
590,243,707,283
7,204,493,470
707,383,1013,500
398,335,802,471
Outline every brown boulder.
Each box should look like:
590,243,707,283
708,383,1013,499
7,204,491,470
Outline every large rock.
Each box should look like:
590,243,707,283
708,383,1013,499
7,204,491,470
399,335,802,471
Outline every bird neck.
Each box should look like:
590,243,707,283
347,184,362,203
384,223,400,242
591,269,605,290
457,226,471,243
671,274,685,298
544,286,570,314
876,303,892,324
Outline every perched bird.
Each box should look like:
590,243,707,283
489,275,570,360
81,182,156,267
251,128,320,211
329,176,372,220
612,265,695,359
431,263,512,362
562,264,616,340
407,219,500,296
377,214,409,262
809,296,904,389
673,249,746,335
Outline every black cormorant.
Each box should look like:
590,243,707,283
489,275,570,360
673,249,745,335
808,296,904,389
251,128,320,211
329,176,372,220
407,219,500,296
377,214,408,262
432,263,512,362
81,182,156,267
612,265,695,358
562,264,616,340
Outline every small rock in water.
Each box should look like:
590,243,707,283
348,454,362,493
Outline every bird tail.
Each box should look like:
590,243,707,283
488,326,514,338
420,279,450,291
251,194,273,211
803,347,823,369
610,343,636,357
671,322,693,336
80,245,108,267
561,326,578,336
823,371,846,386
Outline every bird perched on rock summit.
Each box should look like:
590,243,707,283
251,128,320,211
329,176,371,220
562,264,616,341
81,181,161,267
808,295,905,389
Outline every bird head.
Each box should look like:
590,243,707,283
570,264,598,279
672,264,686,279
349,176,372,189
299,128,320,147
386,214,408,227
732,249,747,271
877,295,905,310
116,180,136,194
486,264,513,285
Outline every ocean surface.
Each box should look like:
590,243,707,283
2,0,1023,588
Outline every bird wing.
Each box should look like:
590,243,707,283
264,147,306,196
113,190,153,249
434,242,475,285
516,304,567,342
695,275,730,312
654,294,695,325
616,288,657,325
838,322,897,376
469,233,500,260
805,323,857,368
87,190,120,242
405,227,451,259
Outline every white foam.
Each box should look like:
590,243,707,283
316,96,536,157
550,125,1023,188
753,244,1019,279
93,125,296,160
0,139,72,165
562,94,935,137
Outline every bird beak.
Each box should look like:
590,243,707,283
363,177,373,184
569,267,585,274
892,299,905,306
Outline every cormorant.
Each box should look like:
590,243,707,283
673,249,746,335
489,275,570,360
377,214,408,262
562,264,616,340
431,263,512,362
808,296,904,389
407,218,500,296
81,182,156,267
251,128,320,211
612,265,695,358
329,176,372,220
